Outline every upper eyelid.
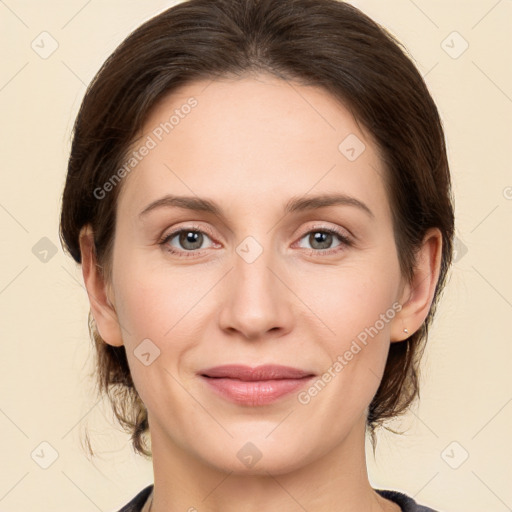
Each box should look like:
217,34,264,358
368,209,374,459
163,222,348,236
161,223,351,248
161,223,216,244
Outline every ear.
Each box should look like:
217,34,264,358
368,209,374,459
390,228,443,343
79,225,124,347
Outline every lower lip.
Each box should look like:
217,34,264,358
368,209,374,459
201,376,314,406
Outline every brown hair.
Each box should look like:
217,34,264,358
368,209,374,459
60,0,454,457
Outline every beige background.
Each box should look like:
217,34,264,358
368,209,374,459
1,0,511,511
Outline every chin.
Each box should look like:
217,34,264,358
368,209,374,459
194,434,318,476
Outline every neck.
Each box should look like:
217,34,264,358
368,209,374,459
147,413,394,512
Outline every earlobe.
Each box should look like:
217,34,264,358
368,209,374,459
79,225,124,347
390,228,443,343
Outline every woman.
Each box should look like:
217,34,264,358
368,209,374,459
59,0,454,510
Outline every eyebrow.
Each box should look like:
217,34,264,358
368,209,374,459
138,192,374,219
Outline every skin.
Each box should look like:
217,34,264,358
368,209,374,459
80,73,442,512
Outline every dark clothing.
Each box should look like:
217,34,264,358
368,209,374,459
117,484,441,511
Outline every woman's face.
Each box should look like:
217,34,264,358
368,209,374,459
106,74,409,473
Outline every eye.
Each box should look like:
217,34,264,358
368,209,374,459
158,225,217,258
296,226,352,255
158,224,353,259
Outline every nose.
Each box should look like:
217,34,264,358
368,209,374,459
217,243,294,341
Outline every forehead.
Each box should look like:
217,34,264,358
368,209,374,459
117,74,390,221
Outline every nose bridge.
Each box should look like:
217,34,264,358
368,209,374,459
218,234,292,339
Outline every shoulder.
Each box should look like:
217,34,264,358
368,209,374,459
375,488,442,512
116,484,153,512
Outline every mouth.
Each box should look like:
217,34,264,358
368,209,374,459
198,364,315,406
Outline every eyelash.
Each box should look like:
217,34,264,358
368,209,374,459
157,223,353,259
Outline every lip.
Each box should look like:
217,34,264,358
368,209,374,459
199,364,315,406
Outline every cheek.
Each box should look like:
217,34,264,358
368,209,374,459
111,244,211,338
294,270,400,422
295,257,400,342
113,233,401,354
296,251,402,398
110,266,208,412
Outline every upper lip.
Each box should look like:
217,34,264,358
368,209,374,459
199,364,315,381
